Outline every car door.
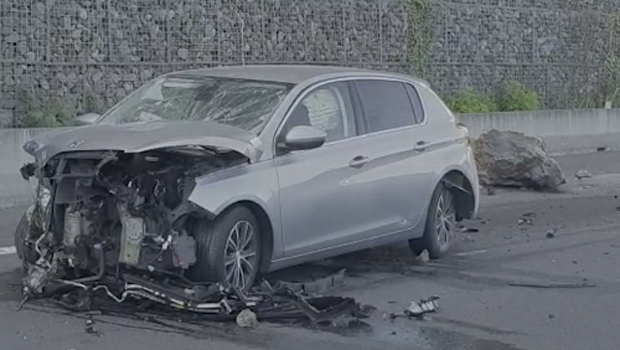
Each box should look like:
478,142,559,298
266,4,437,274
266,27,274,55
348,79,436,238
274,81,379,258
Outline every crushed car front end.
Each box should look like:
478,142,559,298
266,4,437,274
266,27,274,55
15,138,367,323
15,120,268,314
20,149,239,309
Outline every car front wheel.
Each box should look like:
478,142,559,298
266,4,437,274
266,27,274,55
189,206,261,291
409,182,456,259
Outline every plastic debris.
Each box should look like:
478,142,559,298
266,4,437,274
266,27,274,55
84,318,102,337
575,169,592,179
518,212,536,226
415,250,430,263
508,282,596,289
274,269,346,295
405,296,440,318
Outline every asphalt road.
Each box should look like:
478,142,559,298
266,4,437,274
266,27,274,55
0,151,619,350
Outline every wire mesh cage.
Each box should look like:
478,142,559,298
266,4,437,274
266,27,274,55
1,0,619,125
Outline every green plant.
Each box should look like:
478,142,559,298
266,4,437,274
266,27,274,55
498,82,541,112
600,54,620,106
600,13,620,106
445,89,498,114
21,104,75,128
406,0,431,78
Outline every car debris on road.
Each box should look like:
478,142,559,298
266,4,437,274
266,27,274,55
575,169,593,179
84,318,102,337
518,212,536,226
382,296,440,321
508,281,596,289
415,250,430,263
18,274,374,329
405,296,440,318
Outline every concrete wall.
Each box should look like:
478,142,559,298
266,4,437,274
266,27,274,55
0,128,56,209
2,108,620,208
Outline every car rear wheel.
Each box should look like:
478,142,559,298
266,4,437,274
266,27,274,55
188,206,261,291
409,182,456,259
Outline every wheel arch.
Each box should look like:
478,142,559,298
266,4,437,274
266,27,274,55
439,169,477,221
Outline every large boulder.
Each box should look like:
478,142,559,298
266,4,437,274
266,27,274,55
472,129,566,190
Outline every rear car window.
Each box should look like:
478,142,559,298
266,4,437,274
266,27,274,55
354,80,417,133
405,83,425,124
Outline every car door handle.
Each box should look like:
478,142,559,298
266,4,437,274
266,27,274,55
414,140,430,152
349,156,370,168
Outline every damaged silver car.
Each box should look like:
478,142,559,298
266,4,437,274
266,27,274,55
15,65,479,312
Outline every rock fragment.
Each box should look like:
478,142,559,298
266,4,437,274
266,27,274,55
236,309,258,328
472,130,565,190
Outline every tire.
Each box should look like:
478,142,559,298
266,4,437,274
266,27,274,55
188,206,261,292
14,212,29,260
409,182,457,259
14,212,32,274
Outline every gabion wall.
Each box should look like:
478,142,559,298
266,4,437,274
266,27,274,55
0,0,408,125
427,0,620,108
0,0,618,126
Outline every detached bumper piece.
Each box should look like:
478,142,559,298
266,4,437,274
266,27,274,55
20,268,368,326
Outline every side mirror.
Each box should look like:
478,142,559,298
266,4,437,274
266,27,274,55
282,126,326,151
74,113,101,125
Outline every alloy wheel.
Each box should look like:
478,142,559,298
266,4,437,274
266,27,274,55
224,220,257,290
434,189,456,249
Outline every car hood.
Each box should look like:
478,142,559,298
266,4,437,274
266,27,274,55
23,121,263,165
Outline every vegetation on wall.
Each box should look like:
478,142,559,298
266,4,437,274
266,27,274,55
13,93,81,128
497,82,541,112
446,82,542,114
445,90,498,114
21,106,76,128
11,89,105,128
406,0,431,79
600,13,620,107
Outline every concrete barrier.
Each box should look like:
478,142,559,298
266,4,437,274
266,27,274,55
1,108,620,208
457,108,620,156
457,108,620,137
0,127,59,209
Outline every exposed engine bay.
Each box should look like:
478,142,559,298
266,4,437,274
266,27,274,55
17,146,253,313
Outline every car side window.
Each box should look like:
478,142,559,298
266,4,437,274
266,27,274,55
280,82,356,144
354,80,417,133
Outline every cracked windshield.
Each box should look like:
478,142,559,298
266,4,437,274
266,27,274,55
98,76,292,135
1,1,619,350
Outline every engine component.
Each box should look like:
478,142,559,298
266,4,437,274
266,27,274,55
63,208,82,248
19,148,242,310
118,204,145,266
23,265,50,295
171,231,197,269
